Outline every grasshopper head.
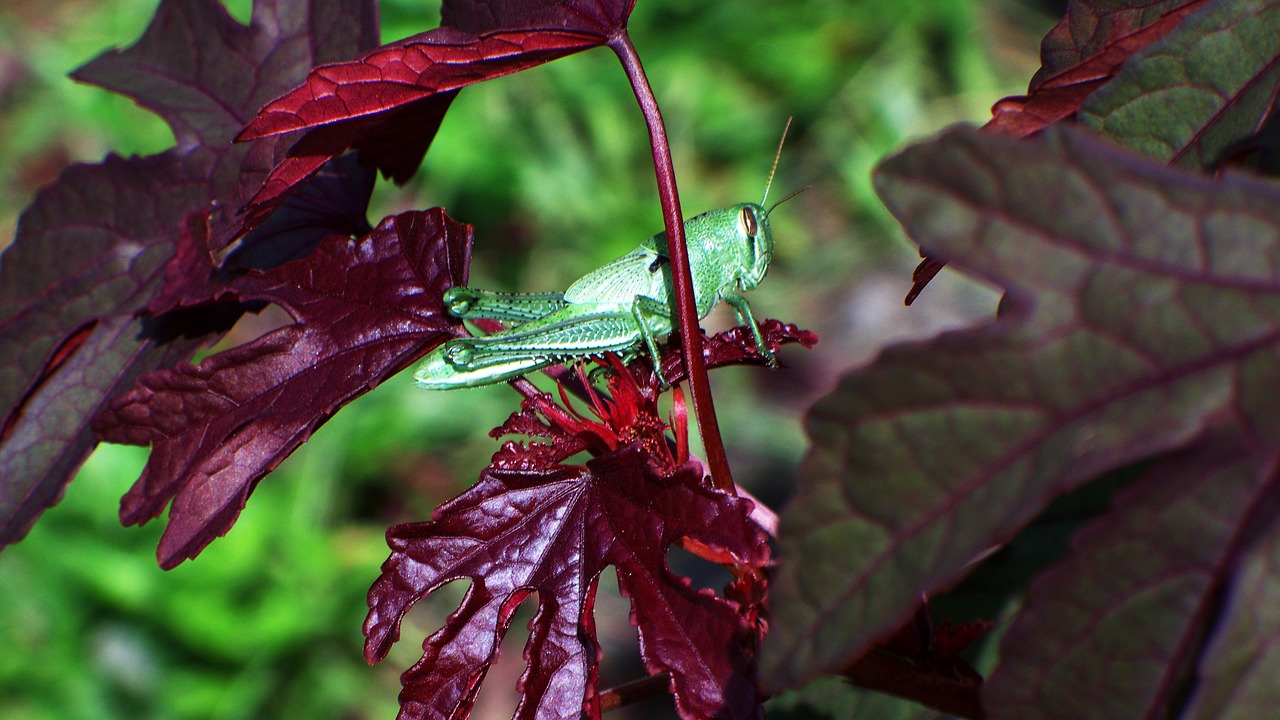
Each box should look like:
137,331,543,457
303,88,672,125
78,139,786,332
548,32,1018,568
735,202,773,292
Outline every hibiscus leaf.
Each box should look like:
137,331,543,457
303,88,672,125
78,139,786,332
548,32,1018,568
986,431,1280,718
986,0,1212,137
1079,0,1280,170
764,124,1280,691
1033,0,1203,83
234,0,638,234
0,0,378,550
92,208,472,568
365,445,768,720
913,0,1276,304
440,0,636,35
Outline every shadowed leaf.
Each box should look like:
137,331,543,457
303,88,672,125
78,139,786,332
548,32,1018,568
93,209,471,568
986,431,1280,718
915,0,1224,303
0,0,378,550
1034,0,1199,82
1180,490,1280,720
986,0,1211,138
764,124,1280,692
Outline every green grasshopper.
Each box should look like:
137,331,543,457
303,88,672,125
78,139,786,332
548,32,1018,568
414,126,798,391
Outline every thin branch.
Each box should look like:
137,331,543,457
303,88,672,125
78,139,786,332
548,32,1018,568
608,32,735,492
600,673,671,713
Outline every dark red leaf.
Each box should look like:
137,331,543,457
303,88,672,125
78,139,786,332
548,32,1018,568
986,432,1280,719
985,0,1208,138
910,0,1211,303
235,27,608,233
0,0,379,549
988,0,1208,137
364,444,768,720
226,153,376,270
659,320,818,386
233,0,638,234
1077,0,1280,170
72,0,380,249
441,0,636,35
92,208,472,568
1033,0,1200,85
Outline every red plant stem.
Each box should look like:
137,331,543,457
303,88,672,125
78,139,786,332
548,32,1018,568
609,32,734,492
599,673,671,712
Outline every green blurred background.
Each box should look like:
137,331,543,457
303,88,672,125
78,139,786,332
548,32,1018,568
0,0,1053,717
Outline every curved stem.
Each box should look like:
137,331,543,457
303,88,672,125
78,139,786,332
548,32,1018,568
608,32,734,492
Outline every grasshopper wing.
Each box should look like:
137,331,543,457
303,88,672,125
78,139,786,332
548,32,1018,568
563,246,671,306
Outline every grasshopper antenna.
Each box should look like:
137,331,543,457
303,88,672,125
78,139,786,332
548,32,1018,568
766,184,812,217
760,116,793,207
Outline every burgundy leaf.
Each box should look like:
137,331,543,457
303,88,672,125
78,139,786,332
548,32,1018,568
235,27,609,233
911,0,1212,304
658,320,819,386
1179,480,1280,720
1033,0,1202,84
226,152,376,270
72,0,379,248
92,208,472,568
985,0,1209,138
441,0,636,35
233,0,638,234
0,0,378,549
765,125,1280,691
364,444,768,720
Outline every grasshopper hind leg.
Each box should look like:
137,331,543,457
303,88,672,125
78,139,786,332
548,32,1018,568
414,336,556,390
444,287,567,323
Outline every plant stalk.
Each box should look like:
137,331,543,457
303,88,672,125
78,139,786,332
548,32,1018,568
609,32,734,492
600,673,671,713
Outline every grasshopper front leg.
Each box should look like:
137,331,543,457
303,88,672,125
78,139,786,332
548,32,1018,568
723,287,777,367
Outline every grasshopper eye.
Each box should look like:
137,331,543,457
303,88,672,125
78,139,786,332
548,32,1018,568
740,207,758,237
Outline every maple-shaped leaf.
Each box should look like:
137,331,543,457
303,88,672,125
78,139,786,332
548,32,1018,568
0,0,378,550
235,0,636,233
365,444,768,720
92,208,471,568
657,320,819,387
764,123,1280,705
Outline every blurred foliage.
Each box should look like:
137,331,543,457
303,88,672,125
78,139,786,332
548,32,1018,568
0,0,1052,717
